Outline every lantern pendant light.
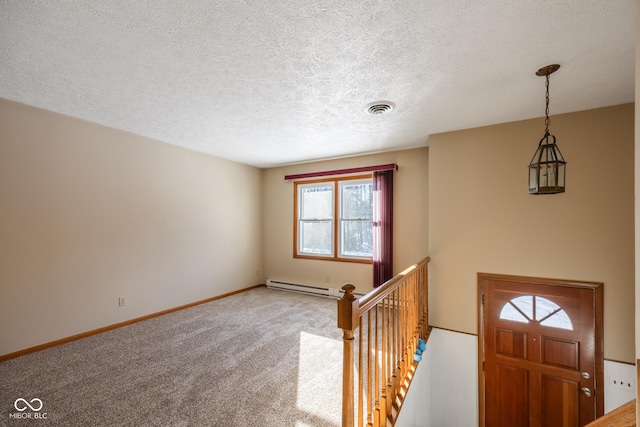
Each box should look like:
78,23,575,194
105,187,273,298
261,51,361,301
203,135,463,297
528,64,566,195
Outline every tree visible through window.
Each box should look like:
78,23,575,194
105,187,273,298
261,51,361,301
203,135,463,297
340,180,373,257
295,176,373,262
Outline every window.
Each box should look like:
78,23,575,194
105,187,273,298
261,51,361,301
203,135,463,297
499,295,573,330
294,175,373,262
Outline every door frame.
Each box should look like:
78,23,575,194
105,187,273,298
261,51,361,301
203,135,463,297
477,273,604,427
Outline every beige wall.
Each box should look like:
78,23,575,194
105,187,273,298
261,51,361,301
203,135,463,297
262,148,429,293
429,104,635,362
3,93,631,366
0,99,263,356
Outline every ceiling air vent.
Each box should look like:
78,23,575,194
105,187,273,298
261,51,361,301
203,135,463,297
365,101,396,115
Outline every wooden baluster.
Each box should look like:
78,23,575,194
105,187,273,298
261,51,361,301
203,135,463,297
408,280,412,376
380,298,388,426
399,283,405,390
424,263,429,337
417,270,422,327
358,317,364,427
411,276,417,358
374,304,380,427
366,311,373,427
385,295,393,422
387,292,396,416
406,279,412,368
398,285,403,401
421,266,426,336
338,284,359,427
397,284,402,416
418,266,424,336
417,271,421,337
393,288,400,414
406,281,411,379
412,277,418,351
401,282,408,390
406,280,411,380
417,273,422,340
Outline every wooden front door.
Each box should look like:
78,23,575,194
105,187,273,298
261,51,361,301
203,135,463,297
479,274,603,427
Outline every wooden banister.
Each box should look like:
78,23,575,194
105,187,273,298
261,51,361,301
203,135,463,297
338,256,431,427
338,284,359,427
584,400,635,427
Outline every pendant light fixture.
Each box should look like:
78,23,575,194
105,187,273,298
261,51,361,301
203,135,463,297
528,64,566,195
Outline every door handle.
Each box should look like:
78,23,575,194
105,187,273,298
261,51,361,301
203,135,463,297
581,387,592,397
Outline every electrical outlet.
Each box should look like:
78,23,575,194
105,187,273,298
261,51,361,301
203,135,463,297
609,375,634,391
118,297,126,307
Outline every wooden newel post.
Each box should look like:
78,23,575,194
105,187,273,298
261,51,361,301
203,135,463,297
338,283,359,427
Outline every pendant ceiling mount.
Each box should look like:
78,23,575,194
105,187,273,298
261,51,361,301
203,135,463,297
535,64,560,77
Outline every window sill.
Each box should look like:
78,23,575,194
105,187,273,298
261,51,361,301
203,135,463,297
294,254,373,265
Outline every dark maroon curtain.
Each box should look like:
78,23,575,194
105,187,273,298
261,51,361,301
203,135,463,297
372,170,393,287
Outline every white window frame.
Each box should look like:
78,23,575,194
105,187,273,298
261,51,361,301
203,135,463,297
337,178,373,260
294,175,373,263
297,181,334,257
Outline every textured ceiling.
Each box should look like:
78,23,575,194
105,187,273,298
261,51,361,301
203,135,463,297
0,1,636,168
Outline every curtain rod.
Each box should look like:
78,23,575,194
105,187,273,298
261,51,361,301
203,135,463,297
284,163,398,181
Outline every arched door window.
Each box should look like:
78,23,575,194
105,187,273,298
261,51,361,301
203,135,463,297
499,295,573,330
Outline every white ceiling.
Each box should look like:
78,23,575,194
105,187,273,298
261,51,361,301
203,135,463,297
0,1,636,168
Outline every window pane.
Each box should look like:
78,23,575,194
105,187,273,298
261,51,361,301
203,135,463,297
499,295,573,330
295,177,373,261
341,182,373,219
509,296,533,319
535,296,560,320
536,296,573,330
499,304,530,323
341,220,372,257
539,311,573,330
300,185,333,219
300,220,332,255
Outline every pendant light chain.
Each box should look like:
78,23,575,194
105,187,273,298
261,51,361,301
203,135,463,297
544,74,550,136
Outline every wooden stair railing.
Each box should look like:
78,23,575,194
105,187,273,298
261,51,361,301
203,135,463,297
584,400,635,427
337,256,431,427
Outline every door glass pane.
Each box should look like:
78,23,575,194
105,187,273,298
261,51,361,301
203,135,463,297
539,312,572,330
500,303,530,323
536,296,572,330
499,295,573,330
535,296,560,320
510,296,534,320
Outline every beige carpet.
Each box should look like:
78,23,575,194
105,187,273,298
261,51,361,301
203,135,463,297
0,288,345,426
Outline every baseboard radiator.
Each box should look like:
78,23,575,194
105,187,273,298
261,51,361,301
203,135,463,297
266,279,367,299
